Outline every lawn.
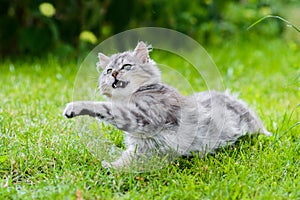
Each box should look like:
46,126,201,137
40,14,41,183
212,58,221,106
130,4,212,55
0,36,299,199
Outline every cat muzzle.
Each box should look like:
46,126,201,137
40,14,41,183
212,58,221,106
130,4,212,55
112,78,129,89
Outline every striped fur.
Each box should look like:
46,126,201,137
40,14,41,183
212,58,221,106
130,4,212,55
64,42,271,169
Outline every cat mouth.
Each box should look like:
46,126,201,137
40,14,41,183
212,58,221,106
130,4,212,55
112,79,129,89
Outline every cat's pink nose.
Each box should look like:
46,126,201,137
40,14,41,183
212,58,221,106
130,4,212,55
112,71,118,78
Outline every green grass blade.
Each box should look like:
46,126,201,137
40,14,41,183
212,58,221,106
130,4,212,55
247,15,300,33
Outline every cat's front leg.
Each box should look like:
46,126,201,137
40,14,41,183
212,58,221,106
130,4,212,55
102,150,134,169
63,101,111,119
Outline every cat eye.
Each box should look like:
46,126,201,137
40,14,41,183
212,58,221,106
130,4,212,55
106,68,112,74
121,64,132,71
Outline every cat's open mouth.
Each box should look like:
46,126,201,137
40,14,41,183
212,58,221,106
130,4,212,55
112,79,129,89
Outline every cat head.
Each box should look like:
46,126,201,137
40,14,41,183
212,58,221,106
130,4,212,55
97,42,161,99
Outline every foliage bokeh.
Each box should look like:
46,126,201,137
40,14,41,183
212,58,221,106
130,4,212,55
0,0,298,58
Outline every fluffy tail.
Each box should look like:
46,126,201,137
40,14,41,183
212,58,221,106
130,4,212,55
261,127,272,136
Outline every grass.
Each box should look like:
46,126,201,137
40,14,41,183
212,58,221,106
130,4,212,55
0,36,299,199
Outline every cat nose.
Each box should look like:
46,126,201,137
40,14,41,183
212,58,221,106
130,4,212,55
112,71,118,78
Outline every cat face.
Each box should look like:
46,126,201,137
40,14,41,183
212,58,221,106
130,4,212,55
97,42,161,99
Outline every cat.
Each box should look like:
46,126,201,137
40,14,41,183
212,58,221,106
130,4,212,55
63,41,272,169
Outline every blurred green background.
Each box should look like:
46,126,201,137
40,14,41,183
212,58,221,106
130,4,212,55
1,0,299,59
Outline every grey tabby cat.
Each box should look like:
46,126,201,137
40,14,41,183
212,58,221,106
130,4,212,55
63,41,271,169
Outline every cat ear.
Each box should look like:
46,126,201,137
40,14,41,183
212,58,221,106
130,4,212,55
97,53,110,69
134,41,149,64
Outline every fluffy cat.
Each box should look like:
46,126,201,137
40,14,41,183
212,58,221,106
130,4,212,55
63,41,271,169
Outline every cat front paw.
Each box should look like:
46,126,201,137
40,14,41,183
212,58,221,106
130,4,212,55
63,102,77,118
101,160,112,169
101,160,127,170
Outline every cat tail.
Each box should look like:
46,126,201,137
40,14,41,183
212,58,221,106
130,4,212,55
224,89,272,137
252,117,272,136
260,127,272,136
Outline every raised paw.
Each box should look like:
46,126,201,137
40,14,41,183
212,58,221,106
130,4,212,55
63,102,77,118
